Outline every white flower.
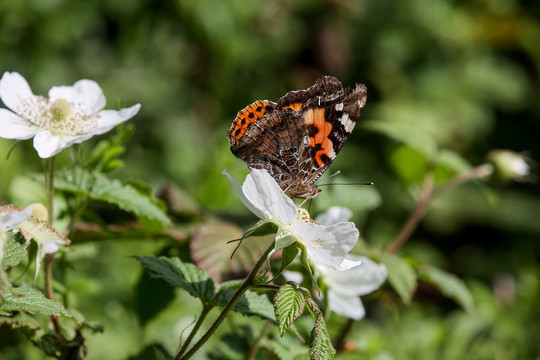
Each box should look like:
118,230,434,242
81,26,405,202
317,254,387,320
0,206,32,263
0,206,32,232
223,169,359,268
0,71,141,158
0,204,69,279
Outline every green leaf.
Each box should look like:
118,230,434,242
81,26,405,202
1,232,28,268
305,297,335,360
0,287,72,317
381,254,417,303
273,282,307,336
53,168,170,228
136,256,215,303
363,120,438,158
272,244,301,280
213,282,276,321
419,265,474,313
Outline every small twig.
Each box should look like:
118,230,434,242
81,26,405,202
432,163,493,199
386,163,493,254
387,172,434,254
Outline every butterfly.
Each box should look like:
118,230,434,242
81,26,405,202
227,76,367,198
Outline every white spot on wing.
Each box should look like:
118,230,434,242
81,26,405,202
338,113,355,132
335,102,344,111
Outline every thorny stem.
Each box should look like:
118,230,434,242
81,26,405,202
387,163,494,254
177,242,275,360
245,321,271,360
176,305,212,358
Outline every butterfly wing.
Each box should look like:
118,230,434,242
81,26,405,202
300,82,368,184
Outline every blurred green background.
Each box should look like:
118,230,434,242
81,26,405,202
1,0,539,359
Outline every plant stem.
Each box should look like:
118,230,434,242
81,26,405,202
177,243,275,360
44,156,63,336
176,305,212,358
46,156,56,224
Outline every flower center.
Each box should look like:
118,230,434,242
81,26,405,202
50,99,72,121
18,96,99,137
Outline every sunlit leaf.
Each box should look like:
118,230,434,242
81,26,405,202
274,282,307,336
52,168,170,228
0,287,72,317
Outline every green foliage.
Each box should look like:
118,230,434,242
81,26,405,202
136,256,275,322
1,232,28,268
274,282,335,360
0,287,72,318
53,167,170,228
274,282,307,336
136,256,215,303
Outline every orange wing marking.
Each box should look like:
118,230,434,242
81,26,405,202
231,100,272,140
304,108,334,168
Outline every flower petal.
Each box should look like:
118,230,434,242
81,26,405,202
0,72,36,113
33,131,67,158
0,109,39,139
324,255,388,296
222,170,267,220
327,291,366,320
316,206,353,225
294,221,358,268
0,207,32,231
91,104,141,136
49,79,106,114
242,169,297,225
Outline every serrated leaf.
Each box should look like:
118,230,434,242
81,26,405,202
419,265,474,313
1,287,72,317
274,282,307,336
213,282,276,321
305,298,335,360
136,256,215,303
191,218,274,283
381,254,417,303
363,121,438,158
53,168,170,228
1,232,28,268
